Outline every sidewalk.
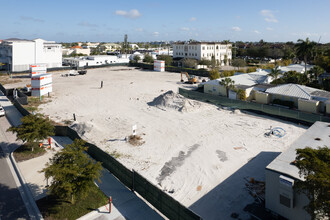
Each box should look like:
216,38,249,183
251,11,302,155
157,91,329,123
0,90,43,220
52,136,164,220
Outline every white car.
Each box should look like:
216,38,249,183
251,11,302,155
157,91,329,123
0,106,5,117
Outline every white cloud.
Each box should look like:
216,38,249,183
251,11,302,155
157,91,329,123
20,16,44,22
232,26,241,32
181,27,190,31
254,30,261,34
78,21,98,27
115,9,141,19
260,10,278,23
152,32,159,37
190,17,197,22
135,28,144,32
266,27,273,31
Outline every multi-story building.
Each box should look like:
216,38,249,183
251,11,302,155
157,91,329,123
172,41,232,66
0,38,62,72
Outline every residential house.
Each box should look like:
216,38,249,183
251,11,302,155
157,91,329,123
203,69,273,100
261,84,330,114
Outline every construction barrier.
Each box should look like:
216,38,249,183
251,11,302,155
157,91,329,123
179,88,330,125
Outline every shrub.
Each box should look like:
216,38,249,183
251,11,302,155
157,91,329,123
208,69,220,80
221,70,235,77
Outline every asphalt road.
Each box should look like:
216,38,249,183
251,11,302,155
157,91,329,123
0,116,30,219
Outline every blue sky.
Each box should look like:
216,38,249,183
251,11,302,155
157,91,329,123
1,0,330,43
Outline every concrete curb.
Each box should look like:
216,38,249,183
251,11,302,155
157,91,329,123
9,152,44,220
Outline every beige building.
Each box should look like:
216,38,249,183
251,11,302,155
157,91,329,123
265,84,330,114
173,41,232,66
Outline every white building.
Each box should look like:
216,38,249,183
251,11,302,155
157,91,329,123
172,41,232,66
265,121,330,220
0,38,62,72
63,55,129,67
278,63,313,74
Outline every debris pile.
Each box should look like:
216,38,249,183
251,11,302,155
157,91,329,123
148,90,202,112
244,177,265,204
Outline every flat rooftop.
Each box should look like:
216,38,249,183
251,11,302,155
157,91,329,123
266,121,330,180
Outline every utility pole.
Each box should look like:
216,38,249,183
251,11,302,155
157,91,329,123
124,34,128,58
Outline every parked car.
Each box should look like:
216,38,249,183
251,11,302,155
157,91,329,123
0,105,5,117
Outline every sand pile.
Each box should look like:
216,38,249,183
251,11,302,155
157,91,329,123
148,90,202,112
70,122,94,137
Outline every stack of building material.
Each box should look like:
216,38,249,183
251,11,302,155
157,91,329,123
29,64,47,77
30,64,52,97
154,60,165,72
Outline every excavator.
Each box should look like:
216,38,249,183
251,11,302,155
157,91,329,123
180,72,198,84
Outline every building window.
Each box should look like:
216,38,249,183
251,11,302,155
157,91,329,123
279,194,291,208
216,46,219,49
202,46,205,50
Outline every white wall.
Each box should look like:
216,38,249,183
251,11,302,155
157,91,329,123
265,170,310,220
1,39,62,72
12,42,35,72
173,42,232,66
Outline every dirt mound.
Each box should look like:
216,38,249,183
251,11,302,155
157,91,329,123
70,122,94,137
148,90,202,112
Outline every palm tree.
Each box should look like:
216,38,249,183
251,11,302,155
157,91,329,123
268,66,281,84
295,38,316,75
219,78,235,97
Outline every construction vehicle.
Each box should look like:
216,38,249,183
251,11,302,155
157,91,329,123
181,72,198,84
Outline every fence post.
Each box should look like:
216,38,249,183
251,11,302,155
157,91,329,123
132,169,135,192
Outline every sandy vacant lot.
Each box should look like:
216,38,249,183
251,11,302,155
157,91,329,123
35,66,306,219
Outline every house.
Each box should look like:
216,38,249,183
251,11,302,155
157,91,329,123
203,70,273,100
172,41,232,66
0,38,62,72
62,55,129,67
103,43,121,52
265,121,330,220
262,84,330,114
278,63,313,74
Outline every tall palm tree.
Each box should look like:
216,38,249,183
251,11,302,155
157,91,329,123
295,38,316,75
268,66,281,84
219,78,235,97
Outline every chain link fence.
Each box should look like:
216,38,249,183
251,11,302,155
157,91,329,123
179,88,330,125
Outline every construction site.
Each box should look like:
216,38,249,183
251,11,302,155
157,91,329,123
5,66,307,219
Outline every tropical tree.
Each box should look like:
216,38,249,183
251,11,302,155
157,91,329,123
268,66,282,84
208,69,220,80
232,59,246,70
133,55,141,63
308,66,324,82
41,139,102,204
219,78,235,97
294,146,330,220
157,55,173,66
7,114,54,151
143,54,154,64
295,38,317,74
182,58,198,68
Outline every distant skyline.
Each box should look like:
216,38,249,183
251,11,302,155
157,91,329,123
1,0,330,43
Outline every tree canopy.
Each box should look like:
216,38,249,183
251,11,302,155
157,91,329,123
231,59,246,70
133,55,141,63
143,54,154,64
157,55,173,66
208,69,220,80
295,146,330,219
268,66,282,83
7,114,54,150
295,38,317,74
41,139,102,204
